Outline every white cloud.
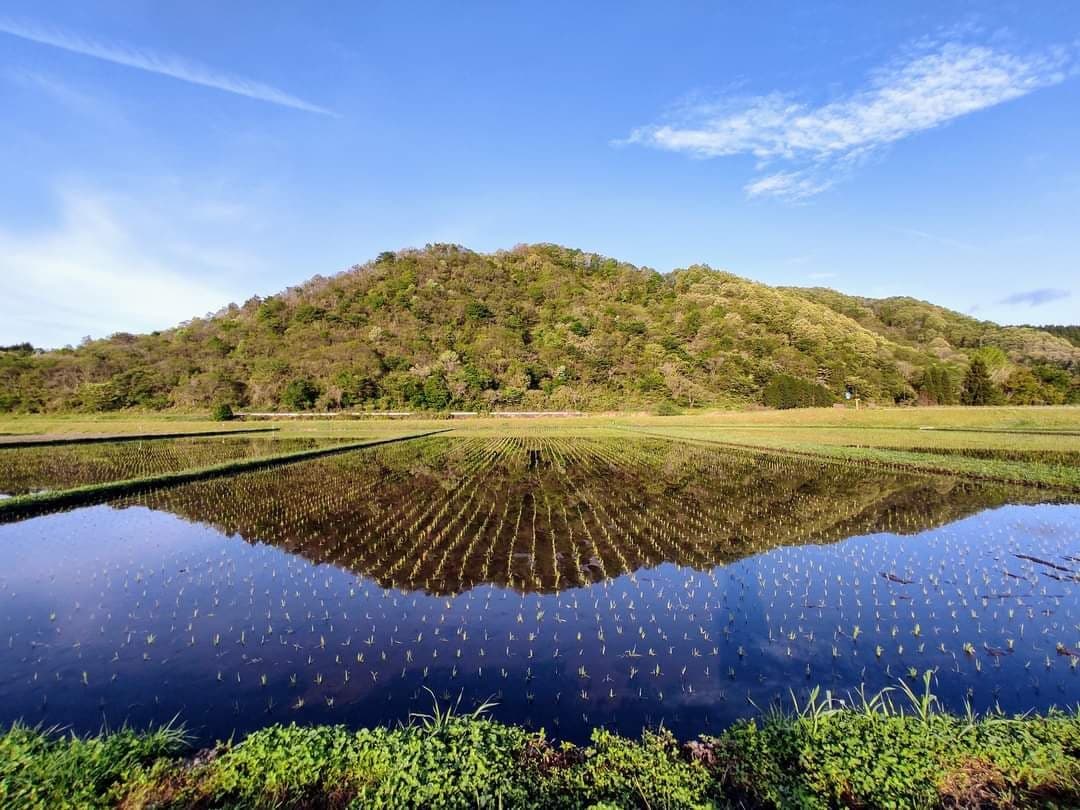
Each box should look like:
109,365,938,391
0,16,336,116
0,189,242,348
744,170,833,201
627,36,1072,199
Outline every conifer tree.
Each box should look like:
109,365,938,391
960,358,997,406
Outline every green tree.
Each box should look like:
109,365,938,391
762,374,834,409
1030,364,1071,404
292,303,325,324
960,358,998,406
282,378,320,410
422,374,451,410
918,366,954,405
207,335,232,357
460,365,495,396
638,370,667,395
257,298,289,334
1002,367,1049,405
465,301,493,322
77,381,124,412
970,345,1008,373
335,370,380,407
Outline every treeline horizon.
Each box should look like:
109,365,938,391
1,243,1078,413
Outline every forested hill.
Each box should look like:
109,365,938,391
789,287,1080,367
2,243,1078,412
1032,325,1080,348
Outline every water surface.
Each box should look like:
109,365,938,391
0,436,1076,744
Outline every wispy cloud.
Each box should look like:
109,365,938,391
0,16,336,116
745,170,833,201
6,67,95,111
998,288,1070,307
625,35,1072,200
0,188,244,348
4,67,131,128
890,227,977,252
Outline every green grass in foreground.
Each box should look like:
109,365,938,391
3,681,1079,809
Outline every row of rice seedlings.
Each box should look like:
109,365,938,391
849,445,1080,466
0,435,353,495
127,436,1056,595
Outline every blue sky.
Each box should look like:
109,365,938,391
1,1,1078,348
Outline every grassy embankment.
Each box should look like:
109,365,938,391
3,679,1078,809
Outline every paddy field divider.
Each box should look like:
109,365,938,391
0,429,453,521
0,426,280,449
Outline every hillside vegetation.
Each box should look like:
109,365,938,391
2,244,1077,412
1031,324,1080,347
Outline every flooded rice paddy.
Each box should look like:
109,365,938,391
0,434,352,496
0,435,1077,745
